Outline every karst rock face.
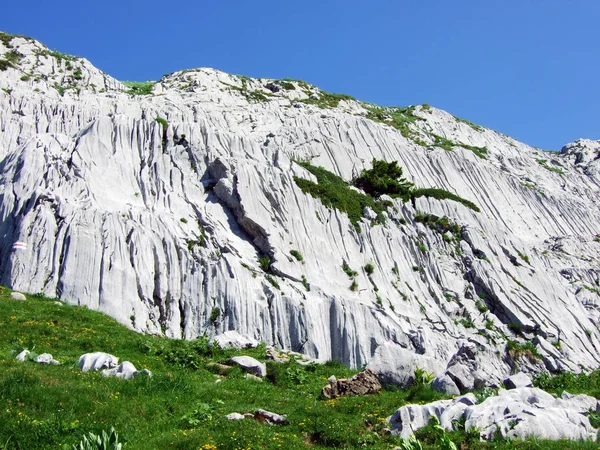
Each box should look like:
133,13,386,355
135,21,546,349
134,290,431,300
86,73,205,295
1,34,599,379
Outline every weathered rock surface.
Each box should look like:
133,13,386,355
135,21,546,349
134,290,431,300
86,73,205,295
255,409,287,424
388,388,600,441
321,369,382,399
431,374,461,396
0,34,600,380
229,356,266,377
367,342,444,387
15,350,30,361
211,331,259,350
504,372,532,389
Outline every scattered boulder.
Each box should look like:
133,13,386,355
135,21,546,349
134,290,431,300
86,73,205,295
388,387,600,442
102,361,152,380
321,369,382,399
229,356,266,377
255,409,287,425
15,350,59,365
78,352,119,372
388,394,477,438
102,361,137,379
225,410,287,424
366,342,444,387
211,331,259,350
36,353,59,365
15,349,30,361
11,292,26,301
504,372,532,389
431,374,461,396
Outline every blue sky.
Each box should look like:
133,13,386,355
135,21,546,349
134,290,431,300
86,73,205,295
2,1,598,150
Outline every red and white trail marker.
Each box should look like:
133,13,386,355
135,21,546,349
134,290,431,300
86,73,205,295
12,242,27,250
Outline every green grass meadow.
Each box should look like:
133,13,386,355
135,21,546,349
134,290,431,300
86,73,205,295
0,286,599,449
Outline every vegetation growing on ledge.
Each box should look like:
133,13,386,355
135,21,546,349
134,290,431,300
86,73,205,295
411,188,480,212
293,160,390,230
536,158,566,175
301,91,356,109
123,80,156,95
293,159,480,230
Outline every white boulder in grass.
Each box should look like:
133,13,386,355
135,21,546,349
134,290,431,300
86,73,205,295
229,356,267,377
15,349,30,361
78,352,119,372
37,353,60,365
10,292,26,301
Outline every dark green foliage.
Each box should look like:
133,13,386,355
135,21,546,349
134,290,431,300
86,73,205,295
430,133,488,159
350,280,358,291
301,91,356,108
4,50,23,65
266,275,280,290
364,263,375,275
209,307,220,323
0,59,11,71
342,261,358,278
123,81,155,95
536,158,565,174
411,188,480,212
72,67,83,80
517,250,530,264
354,159,414,199
414,212,462,241
293,160,389,229
258,255,271,272
0,32,15,48
279,81,295,90
506,340,542,360
301,275,310,291
154,117,168,129
289,250,304,262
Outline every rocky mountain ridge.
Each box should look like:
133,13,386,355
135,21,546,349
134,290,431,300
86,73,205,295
1,32,599,383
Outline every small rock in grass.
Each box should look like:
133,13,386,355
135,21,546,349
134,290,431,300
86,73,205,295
226,413,245,421
15,350,30,361
255,409,287,424
37,353,59,365
229,356,266,377
11,292,26,301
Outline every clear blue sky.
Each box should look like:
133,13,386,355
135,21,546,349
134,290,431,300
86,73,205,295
2,1,599,150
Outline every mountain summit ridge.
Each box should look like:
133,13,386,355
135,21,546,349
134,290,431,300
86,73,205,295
1,31,599,383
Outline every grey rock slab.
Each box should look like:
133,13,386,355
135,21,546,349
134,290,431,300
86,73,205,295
102,361,137,379
226,413,245,421
10,292,26,301
389,387,599,441
230,356,267,377
431,374,461,396
367,342,444,387
504,372,533,389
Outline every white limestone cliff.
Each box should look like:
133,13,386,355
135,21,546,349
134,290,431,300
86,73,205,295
1,33,599,379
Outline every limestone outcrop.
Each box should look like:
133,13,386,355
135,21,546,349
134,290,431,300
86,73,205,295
1,33,599,379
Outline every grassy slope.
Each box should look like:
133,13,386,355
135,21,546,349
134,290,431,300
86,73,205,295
0,286,598,449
